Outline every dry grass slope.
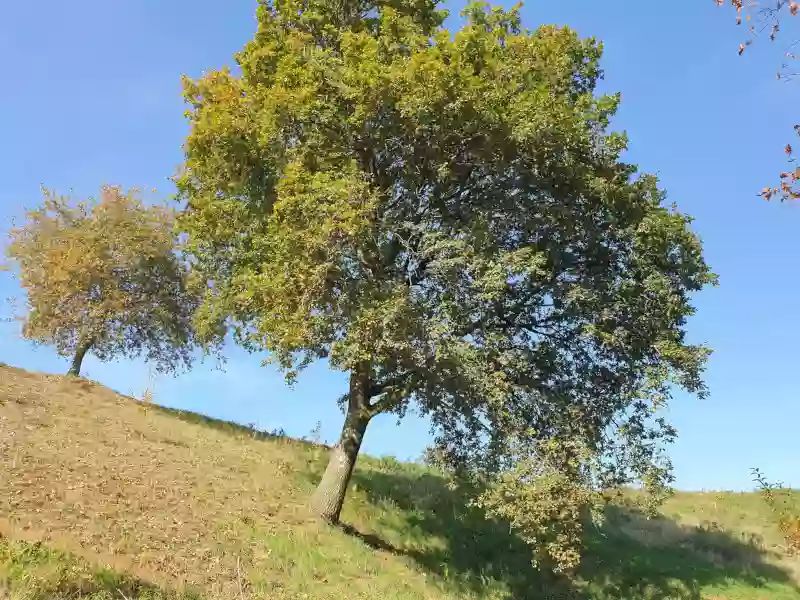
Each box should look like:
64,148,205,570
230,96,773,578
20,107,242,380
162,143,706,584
0,364,799,600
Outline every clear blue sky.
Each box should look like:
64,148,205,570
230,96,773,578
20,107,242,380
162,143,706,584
1,1,798,491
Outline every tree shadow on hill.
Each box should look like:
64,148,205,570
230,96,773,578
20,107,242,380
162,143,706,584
347,469,799,600
0,536,199,600
579,503,797,600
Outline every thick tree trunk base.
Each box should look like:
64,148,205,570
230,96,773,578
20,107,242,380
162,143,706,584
311,442,362,523
310,368,372,524
67,339,92,377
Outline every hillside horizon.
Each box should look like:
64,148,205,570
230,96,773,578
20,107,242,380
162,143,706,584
2,363,799,600
1,359,780,497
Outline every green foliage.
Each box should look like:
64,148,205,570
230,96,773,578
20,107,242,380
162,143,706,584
177,0,716,569
5,186,198,375
472,437,605,572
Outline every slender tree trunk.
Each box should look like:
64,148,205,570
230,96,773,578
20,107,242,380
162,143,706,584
67,338,93,377
311,367,372,523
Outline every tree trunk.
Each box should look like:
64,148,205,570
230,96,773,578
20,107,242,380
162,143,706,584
67,338,93,377
311,368,372,523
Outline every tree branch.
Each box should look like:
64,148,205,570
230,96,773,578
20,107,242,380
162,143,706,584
367,373,413,414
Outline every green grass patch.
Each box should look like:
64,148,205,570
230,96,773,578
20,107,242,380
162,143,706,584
0,536,193,600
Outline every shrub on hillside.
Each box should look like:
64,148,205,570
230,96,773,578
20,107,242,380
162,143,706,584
752,468,800,554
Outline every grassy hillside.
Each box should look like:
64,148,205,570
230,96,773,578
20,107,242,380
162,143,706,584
0,364,798,600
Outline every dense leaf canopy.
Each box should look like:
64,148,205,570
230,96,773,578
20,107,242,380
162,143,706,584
178,0,716,569
6,186,197,375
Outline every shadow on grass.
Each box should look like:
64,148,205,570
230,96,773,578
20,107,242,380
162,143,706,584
348,469,799,600
0,536,197,600
115,400,798,599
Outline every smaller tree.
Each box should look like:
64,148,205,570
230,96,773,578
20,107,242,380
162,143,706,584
5,185,198,377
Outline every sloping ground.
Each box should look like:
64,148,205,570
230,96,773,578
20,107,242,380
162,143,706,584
0,364,799,600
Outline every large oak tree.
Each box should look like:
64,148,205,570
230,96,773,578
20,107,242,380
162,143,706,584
177,0,716,569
